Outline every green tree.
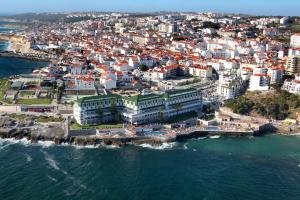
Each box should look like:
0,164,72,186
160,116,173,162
202,22,221,30
97,108,104,124
110,100,121,123
139,64,149,72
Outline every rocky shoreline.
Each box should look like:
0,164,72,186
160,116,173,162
0,125,276,149
0,52,51,62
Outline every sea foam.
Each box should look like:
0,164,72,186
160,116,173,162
0,138,30,146
25,154,32,162
37,141,55,148
41,150,60,170
138,142,177,150
209,135,221,139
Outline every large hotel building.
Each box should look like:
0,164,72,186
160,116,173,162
74,88,202,125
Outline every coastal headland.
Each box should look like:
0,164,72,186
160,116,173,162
0,33,50,61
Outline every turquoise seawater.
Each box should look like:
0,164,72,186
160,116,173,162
1,134,300,200
0,21,13,52
0,40,10,51
0,21,49,78
0,56,49,78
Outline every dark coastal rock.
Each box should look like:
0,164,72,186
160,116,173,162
73,137,87,145
103,140,113,146
53,137,63,145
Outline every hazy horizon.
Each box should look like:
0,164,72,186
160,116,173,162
0,0,299,16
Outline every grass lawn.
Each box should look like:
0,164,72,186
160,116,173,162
0,79,12,100
71,123,123,130
7,113,34,121
17,98,52,105
3,98,13,104
36,116,64,123
7,114,64,123
19,91,36,97
0,91,5,100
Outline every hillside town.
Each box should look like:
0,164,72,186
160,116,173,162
1,12,300,143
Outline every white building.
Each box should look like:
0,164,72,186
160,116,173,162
100,72,117,89
75,76,95,90
280,17,289,25
217,70,244,100
188,65,213,79
158,23,177,33
267,67,284,84
70,64,85,75
286,56,300,75
291,34,300,48
282,75,300,94
249,73,270,91
74,88,202,125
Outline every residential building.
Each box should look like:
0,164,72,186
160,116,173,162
267,66,284,84
217,70,244,100
189,65,213,79
249,74,270,91
282,74,300,94
291,34,300,48
286,56,300,75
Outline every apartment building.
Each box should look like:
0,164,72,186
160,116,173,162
286,56,300,75
282,75,300,94
290,34,300,48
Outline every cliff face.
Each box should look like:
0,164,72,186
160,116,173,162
0,34,11,41
0,34,23,42
0,34,33,53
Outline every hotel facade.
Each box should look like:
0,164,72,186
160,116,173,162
74,88,202,125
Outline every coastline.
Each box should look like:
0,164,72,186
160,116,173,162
0,33,51,62
0,51,51,62
0,106,298,149
0,35,298,149
0,122,273,148
0,127,296,149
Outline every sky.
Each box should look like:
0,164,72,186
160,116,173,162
1,0,299,16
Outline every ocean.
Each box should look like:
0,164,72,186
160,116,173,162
0,57,49,78
0,21,13,52
1,134,300,200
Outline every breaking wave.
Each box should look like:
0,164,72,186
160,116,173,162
41,150,60,170
138,142,177,150
0,138,180,151
25,153,32,162
0,138,30,146
183,143,188,150
37,141,55,148
209,135,221,139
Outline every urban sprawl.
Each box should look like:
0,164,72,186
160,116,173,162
1,12,300,145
